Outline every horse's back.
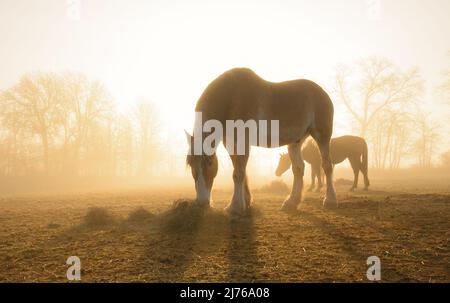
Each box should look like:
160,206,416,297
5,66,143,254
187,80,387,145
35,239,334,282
332,136,367,148
331,136,367,161
195,68,334,146
195,68,268,119
196,68,332,113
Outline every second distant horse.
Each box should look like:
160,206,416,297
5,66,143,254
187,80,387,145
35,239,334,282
276,135,370,191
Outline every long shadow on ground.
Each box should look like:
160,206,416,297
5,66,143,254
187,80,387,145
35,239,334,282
227,211,259,282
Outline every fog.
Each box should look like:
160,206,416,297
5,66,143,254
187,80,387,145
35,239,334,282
0,0,449,194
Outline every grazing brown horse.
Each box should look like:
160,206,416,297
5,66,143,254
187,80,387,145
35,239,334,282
186,68,337,215
276,135,370,191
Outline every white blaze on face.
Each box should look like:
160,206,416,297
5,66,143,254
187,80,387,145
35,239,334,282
195,165,211,204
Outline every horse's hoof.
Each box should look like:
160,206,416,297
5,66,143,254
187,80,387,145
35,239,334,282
193,197,211,206
194,200,210,206
195,204,210,212
244,198,253,209
314,188,321,193
363,187,369,191
307,187,314,192
225,204,247,218
323,198,338,209
281,200,299,213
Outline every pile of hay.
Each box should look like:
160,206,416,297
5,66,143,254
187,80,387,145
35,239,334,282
258,180,290,195
82,207,116,228
160,199,208,232
126,207,154,224
159,199,227,233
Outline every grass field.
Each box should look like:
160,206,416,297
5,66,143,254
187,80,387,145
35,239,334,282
0,179,449,282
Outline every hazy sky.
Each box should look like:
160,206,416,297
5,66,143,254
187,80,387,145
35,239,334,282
1,0,449,158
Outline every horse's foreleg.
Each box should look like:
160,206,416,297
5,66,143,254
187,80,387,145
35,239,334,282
226,154,250,216
363,171,370,191
316,137,338,208
361,161,370,191
281,142,305,212
244,176,252,208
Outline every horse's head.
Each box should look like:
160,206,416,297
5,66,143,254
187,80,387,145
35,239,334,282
275,153,291,177
185,131,218,205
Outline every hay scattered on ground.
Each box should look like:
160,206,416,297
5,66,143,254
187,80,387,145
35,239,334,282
46,223,61,229
126,207,154,224
160,199,227,233
82,207,116,228
258,180,290,194
2,187,449,282
335,178,353,186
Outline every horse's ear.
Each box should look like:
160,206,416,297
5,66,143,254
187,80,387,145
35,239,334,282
184,129,192,146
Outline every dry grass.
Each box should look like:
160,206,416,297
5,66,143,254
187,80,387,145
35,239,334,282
126,207,154,225
258,180,290,195
82,207,116,228
0,181,448,282
335,178,354,186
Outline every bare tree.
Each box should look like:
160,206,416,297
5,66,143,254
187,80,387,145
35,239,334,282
335,57,422,137
113,114,135,177
132,98,161,176
59,72,113,175
439,51,450,105
1,73,63,174
441,150,450,168
369,108,414,169
413,111,439,168
0,71,116,177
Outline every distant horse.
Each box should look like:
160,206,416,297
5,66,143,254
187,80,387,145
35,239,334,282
276,135,370,191
185,68,337,215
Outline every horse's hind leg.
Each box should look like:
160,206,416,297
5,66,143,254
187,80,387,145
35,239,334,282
314,163,323,193
244,176,252,208
361,164,370,191
361,144,370,190
281,141,306,212
348,157,360,191
311,133,338,208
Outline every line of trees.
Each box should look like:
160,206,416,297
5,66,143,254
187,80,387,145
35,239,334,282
0,72,163,177
334,57,445,169
0,56,449,179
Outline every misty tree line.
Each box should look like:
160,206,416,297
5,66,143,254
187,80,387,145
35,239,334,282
334,56,449,169
0,72,163,177
0,56,449,178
